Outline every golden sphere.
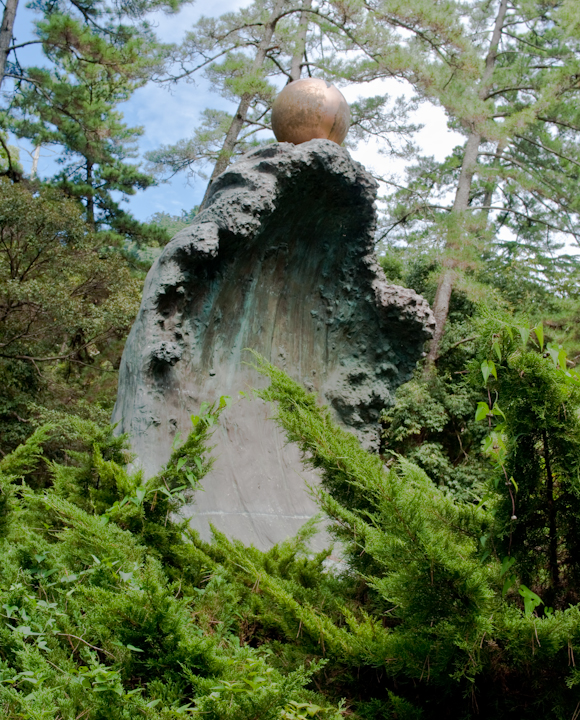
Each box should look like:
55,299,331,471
271,78,350,145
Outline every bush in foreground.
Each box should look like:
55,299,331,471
2,328,580,718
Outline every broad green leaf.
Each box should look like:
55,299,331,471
15,626,41,637
176,457,186,471
3,604,18,618
38,568,57,580
475,402,489,421
519,584,543,616
481,361,490,384
480,359,498,384
558,348,567,370
475,494,491,509
534,322,544,350
547,343,559,367
502,574,516,596
16,670,38,683
518,326,530,347
492,403,505,420
500,557,515,577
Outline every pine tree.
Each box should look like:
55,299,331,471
148,0,304,200
1,0,183,87
251,352,580,717
146,0,420,202
0,0,18,88
325,0,580,363
0,401,345,719
8,17,166,243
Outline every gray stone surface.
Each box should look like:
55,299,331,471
112,139,435,549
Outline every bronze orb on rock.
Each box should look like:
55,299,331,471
271,78,350,145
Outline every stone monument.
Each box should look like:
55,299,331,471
113,84,435,549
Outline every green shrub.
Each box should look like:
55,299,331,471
4,335,580,718
0,399,343,719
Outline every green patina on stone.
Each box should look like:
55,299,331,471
113,139,435,549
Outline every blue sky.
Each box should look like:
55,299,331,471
11,0,462,222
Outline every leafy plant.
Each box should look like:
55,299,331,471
0,398,345,719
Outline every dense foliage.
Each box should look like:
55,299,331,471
0,401,345,719
3,345,580,718
0,180,142,451
2,0,580,716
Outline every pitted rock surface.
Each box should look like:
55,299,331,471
113,139,435,549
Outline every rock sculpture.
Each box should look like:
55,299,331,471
113,139,435,549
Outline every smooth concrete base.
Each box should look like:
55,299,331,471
181,397,330,551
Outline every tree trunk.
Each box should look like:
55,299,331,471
201,0,288,208
289,0,311,82
0,0,18,89
543,429,559,593
86,160,95,229
481,140,506,220
425,0,509,367
204,92,253,188
451,131,483,213
31,144,40,178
